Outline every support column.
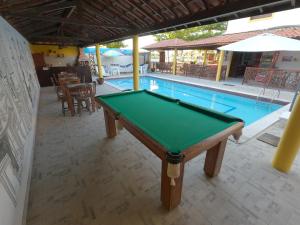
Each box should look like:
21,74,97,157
203,50,207,65
216,50,225,82
95,43,103,84
148,51,153,72
225,51,233,80
133,35,139,90
172,48,178,75
272,95,300,172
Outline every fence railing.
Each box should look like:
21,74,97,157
151,62,226,80
181,64,226,80
243,67,300,90
152,62,173,73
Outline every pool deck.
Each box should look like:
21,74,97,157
26,84,300,225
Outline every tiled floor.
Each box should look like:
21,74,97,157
27,84,300,225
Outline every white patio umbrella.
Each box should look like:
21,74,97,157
218,33,300,52
218,33,300,111
102,49,124,57
102,49,124,65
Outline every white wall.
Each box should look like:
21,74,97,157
276,51,300,70
226,8,300,34
95,53,148,67
44,56,77,67
0,16,40,225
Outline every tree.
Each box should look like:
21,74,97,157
154,22,227,41
105,41,127,48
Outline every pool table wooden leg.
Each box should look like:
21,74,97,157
204,139,227,177
233,130,242,143
161,159,184,210
104,109,117,138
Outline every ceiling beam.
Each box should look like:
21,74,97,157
57,6,77,35
4,13,133,29
174,0,190,15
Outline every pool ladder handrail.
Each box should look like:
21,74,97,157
256,88,280,105
270,89,280,103
256,88,265,104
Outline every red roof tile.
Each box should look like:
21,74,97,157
143,26,300,50
143,38,187,50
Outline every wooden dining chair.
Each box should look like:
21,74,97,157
90,81,97,112
75,84,92,116
59,79,80,116
52,75,64,101
60,84,69,116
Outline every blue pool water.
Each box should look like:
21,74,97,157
106,76,282,126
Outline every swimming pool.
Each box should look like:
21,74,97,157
106,76,283,126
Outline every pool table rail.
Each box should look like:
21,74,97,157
182,121,244,162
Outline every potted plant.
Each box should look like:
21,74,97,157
97,77,104,84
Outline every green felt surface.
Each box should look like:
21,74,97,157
97,90,242,153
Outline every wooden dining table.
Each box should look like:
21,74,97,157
65,83,96,116
58,77,80,116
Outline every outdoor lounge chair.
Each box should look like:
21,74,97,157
139,64,148,74
97,66,110,77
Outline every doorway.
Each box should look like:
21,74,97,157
229,52,262,78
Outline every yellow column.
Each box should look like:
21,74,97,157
172,48,178,75
95,44,103,80
148,51,152,64
225,51,233,79
203,50,207,65
216,50,225,81
133,35,139,90
148,51,152,71
272,95,300,172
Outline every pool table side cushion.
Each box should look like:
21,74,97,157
95,90,244,154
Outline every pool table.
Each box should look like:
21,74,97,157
95,90,244,210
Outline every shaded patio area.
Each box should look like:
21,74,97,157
27,84,300,225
